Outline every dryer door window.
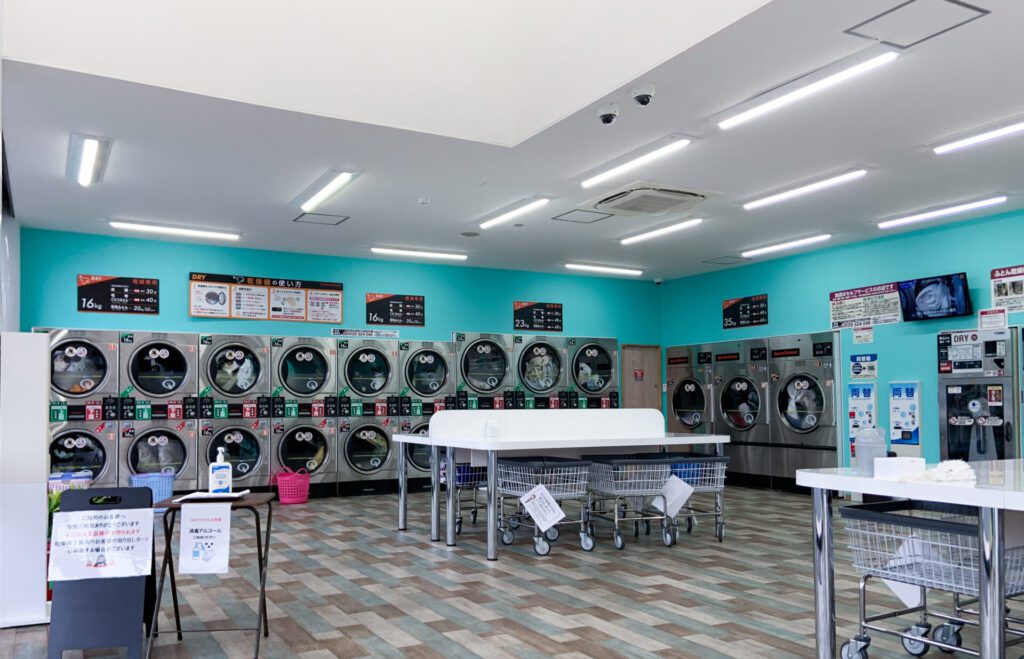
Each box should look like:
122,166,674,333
129,430,187,476
208,428,261,478
518,342,562,394
672,378,706,428
461,340,508,393
406,349,449,397
51,340,109,397
945,384,1009,461
778,375,825,433
573,344,612,394
720,377,760,431
130,342,190,396
280,426,329,474
346,424,391,474
345,348,391,396
208,345,262,396
279,346,330,396
407,423,431,470
50,431,107,477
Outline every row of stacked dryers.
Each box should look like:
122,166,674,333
665,331,840,488
43,328,619,493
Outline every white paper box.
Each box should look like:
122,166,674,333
874,457,926,480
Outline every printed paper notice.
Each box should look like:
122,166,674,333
190,282,231,317
979,307,1008,330
269,287,306,321
231,285,269,319
48,508,154,581
178,503,231,575
850,354,878,380
652,475,694,519
307,289,342,323
520,484,565,533
853,327,874,344
992,264,1024,312
829,283,901,329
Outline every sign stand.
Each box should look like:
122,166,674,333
47,488,154,659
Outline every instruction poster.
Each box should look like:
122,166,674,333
830,283,901,329
722,294,768,329
48,508,153,581
849,354,878,380
991,264,1024,312
77,275,160,315
178,503,231,575
189,273,342,323
366,293,426,326
847,382,877,457
888,381,920,445
513,301,563,332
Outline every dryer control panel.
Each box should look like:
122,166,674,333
938,329,1013,375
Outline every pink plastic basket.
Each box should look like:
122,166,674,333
274,468,310,505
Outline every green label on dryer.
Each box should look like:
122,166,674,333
351,400,364,416
50,402,68,423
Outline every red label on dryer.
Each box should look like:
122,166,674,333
601,397,611,409
242,401,257,418
167,402,183,419
494,398,505,409
550,397,560,409
434,399,446,411
312,401,325,417
84,403,102,421
375,400,388,416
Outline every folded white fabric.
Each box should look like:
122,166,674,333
904,459,976,483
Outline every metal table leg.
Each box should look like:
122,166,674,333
397,440,408,531
486,449,498,561
446,445,457,546
978,505,1005,658
812,487,835,658
430,445,441,542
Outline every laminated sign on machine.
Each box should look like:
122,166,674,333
189,272,343,323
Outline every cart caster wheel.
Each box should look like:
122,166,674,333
662,527,673,547
509,518,520,530
716,524,725,542
840,641,869,659
901,626,930,656
470,509,478,524
544,526,560,542
579,533,595,552
455,519,463,535
500,529,514,545
671,526,680,545
685,516,695,534
613,530,625,550
933,624,961,653
644,520,652,536
534,537,551,556
587,521,595,537
633,521,641,538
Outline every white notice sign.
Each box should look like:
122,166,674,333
178,503,232,575
48,508,154,581
652,475,695,519
992,265,1024,312
520,484,565,533
269,287,307,321
979,307,1008,330
829,283,901,329
853,327,874,344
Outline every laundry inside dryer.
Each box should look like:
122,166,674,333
129,342,189,395
128,430,187,475
50,341,108,396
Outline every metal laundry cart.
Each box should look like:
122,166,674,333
439,459,487,535
637,451,729,542
585,454,677,550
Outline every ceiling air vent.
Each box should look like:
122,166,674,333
582,181,709,217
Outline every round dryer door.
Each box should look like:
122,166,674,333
208,427,262,479
778,374,826,433
345,348,391,396
346,424,391,474
129,342,190,396
720,377,760,431
51,340,109,397
461,339,508,393
208,344,262,396
406,423,432,470
572,343,613,394
406,349,449,397
279,426,329,474
50,431,107,478
128,430,188,476
672,378,707,429
279,346,330,396
518,341,562,395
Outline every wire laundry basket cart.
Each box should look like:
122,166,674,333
839,500,1024,657
585,454,677,550
439,459,488,535
637,452,729,542
496,457,592,556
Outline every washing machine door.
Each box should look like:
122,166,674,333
777,373,826,434
518,342,562,395
461,339,509,393
405,349,449,397
50,340,110,397
50,430,108,478
208,344,263,396
279,426,329,474
279,346,331,396
208,427,262,478
129,342,190,396
128,429,188,476
671,378,707,429
572,343,613,394
720,376,760,431
406,422,432,470
346,424,391,474
345,347,392,396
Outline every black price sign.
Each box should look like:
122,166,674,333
513,301,563,332
722,293,768,330
77,275,159,315
365,293,425,326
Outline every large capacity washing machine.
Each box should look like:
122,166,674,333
454,332,516,409
398,340,457,480
938,327,1020,462
666,344,714,434
715,339,770,479
768,332,839,480
514,334,571,409
337,339,400,486
198,418,271,489
568,337,619,408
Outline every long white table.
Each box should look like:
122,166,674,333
797,461,1024,658
393,408,730,561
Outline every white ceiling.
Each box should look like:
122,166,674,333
3,0,1024,281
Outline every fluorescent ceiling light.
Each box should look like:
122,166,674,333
719,51,899,130
933,120,1024,155
878,195,1008,230
479,198,550,230
741,234,832,258
744,170,867,211
371,247,468,261
78,139,100,186
67,134,112,187
620,218,703,245
565,263,644,277
580,138,691,189
109,221,240,241
300,171,357,213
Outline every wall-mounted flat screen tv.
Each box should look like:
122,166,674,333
898,272,972,321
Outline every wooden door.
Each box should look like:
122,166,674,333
620,344,662,411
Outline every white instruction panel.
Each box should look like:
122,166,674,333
49,508,153,581
189,272,343,323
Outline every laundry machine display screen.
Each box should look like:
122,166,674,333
346,425,390,473
518,342,561,394
51,340,108,396
50,431,106,476
573,344,612,393
345,348,391,396
129,430,187,476
208,428,261,477
280,347,330,396
461,340,508,393
280,426,328,473
130,342,189,395
720,377,760,430
209,344,262,396
672,378,706,428
407,423,431,470
778,375,825,432
406,349,448,397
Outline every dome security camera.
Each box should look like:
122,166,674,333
632,84,656,107
596,103,620,126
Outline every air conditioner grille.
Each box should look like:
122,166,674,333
582,181,710,217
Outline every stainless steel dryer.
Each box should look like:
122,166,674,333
568,337,619,408
198,418,271,489
118,418,198,490
768,332,839,479
398,340,456,480
270,336,337,415
337,339,400,487
453,332,516,409
337,420,397,490
118,331,199,422
43,328,121,424
271,417,337,484
666,344,714,434
715,339,770,478
48,419,119,485
198,334,273,420
514,334,569,409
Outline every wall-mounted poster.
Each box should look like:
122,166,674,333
722,294,768,329
366,294,425,326
830,283,901,329
77,275,159,315
849,354,879,380
189,273,342,323
513,301,563,332
991,264,1024,312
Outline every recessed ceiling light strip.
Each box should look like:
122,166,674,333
580,138,691,189
565,263,644,276
301,171,357,213
77,139,101,187
620,218,703,245
933,120,1024,155
371,247,468,261
479,198,550,230
741,234,832,258
743,170,867,211
878,196,1008,230
108,221,240,241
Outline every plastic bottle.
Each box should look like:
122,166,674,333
209,447,232,493
855,427,887,477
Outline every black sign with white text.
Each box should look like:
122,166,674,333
365,293,425,326
513,301,563,332
722,294,768,330
77,275,159,315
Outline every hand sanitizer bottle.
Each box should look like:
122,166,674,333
209,447,232,493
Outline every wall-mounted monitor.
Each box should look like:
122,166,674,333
898,272,972,321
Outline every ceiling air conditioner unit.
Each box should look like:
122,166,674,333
582,181,709,217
